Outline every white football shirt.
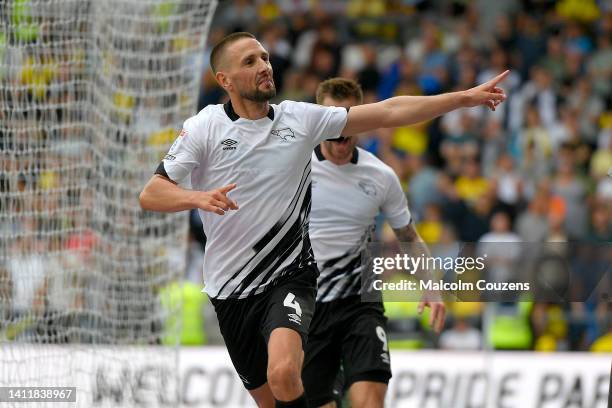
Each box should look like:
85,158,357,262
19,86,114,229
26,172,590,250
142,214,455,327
159,100,348,299
309,146,411,302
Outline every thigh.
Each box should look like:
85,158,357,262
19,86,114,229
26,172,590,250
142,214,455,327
341,303,392,387
262,267,317,346
302,303,343,407
210,296,269,390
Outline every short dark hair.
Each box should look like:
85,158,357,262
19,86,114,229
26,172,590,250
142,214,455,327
316,78,363,105
210,32,255,74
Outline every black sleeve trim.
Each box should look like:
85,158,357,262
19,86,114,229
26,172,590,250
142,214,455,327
155,162,171,180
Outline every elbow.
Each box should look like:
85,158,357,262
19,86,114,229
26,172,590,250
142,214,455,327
139,189,152,211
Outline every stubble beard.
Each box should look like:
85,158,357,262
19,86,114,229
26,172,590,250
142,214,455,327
240,85,276,103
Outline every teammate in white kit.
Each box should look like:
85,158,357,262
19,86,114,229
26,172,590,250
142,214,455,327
303,78,446,408
139,32,509,408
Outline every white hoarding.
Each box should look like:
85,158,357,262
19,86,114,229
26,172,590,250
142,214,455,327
2,346,609,407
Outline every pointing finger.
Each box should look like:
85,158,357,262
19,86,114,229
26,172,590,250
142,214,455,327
218,183,237,194
487,70,510,87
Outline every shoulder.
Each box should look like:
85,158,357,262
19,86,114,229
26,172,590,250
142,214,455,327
181,105,227,143
277,100,302,115
357,148,396,178
279,100,337,116
185,104,224,129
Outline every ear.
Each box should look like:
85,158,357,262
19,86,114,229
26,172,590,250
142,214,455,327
215,71,232,91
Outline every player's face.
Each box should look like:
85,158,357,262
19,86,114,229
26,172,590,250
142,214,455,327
226,38,276,102
321,96,358,161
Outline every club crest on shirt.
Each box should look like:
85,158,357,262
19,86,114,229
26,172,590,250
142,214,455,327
272,128,295,142
358,181,377,197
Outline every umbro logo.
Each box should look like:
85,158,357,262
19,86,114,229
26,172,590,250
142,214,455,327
221,139,238,150
381,352,390,364
288,313,302,325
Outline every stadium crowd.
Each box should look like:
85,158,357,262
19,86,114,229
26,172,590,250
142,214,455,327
185,0,611,352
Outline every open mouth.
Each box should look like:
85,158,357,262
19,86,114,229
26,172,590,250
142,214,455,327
258,78,273,87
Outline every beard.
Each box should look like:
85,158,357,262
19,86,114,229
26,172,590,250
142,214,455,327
240,84,277,103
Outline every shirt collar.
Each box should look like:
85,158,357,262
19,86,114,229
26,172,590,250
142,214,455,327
223,100,274,121
314,145,359,164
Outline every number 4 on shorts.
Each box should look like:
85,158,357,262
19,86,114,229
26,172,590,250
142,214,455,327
283,292,302,317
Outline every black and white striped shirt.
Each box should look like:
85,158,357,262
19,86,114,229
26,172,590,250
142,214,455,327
309,146,411,302
159,101,348,299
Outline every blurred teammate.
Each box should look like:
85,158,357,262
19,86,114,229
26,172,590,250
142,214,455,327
139,32,508,408
303,78,446,408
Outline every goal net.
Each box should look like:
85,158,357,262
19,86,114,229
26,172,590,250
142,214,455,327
0,0,217,406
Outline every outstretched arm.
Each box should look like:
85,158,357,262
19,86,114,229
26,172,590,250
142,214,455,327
342,70,509,136
139,175,238,215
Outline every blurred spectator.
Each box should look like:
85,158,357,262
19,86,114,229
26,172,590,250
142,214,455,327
590,138,612,180
492,153,523,207
415,203,443,244
478,212,521,284
516,193,549,242
519,105,553,180
568,78,605,145
214,0,257,33
260,23,292,91
586,205,611,242
407,155,442,220
439,317,481,350
515,14,546,80
405,20,449,95
538,35,567,84
454,159,489,205
552,152,588,238
356,44,381,93
588,27,612,97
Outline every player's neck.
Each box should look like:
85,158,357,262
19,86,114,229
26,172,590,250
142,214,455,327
321,143,352,166
229,97,270,120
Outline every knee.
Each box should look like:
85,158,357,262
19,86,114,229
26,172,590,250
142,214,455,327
267,358,301,392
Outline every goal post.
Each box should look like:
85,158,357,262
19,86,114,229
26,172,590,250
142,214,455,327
0,0,217,406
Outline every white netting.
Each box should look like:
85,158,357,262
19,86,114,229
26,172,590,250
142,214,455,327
0,0,216,406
